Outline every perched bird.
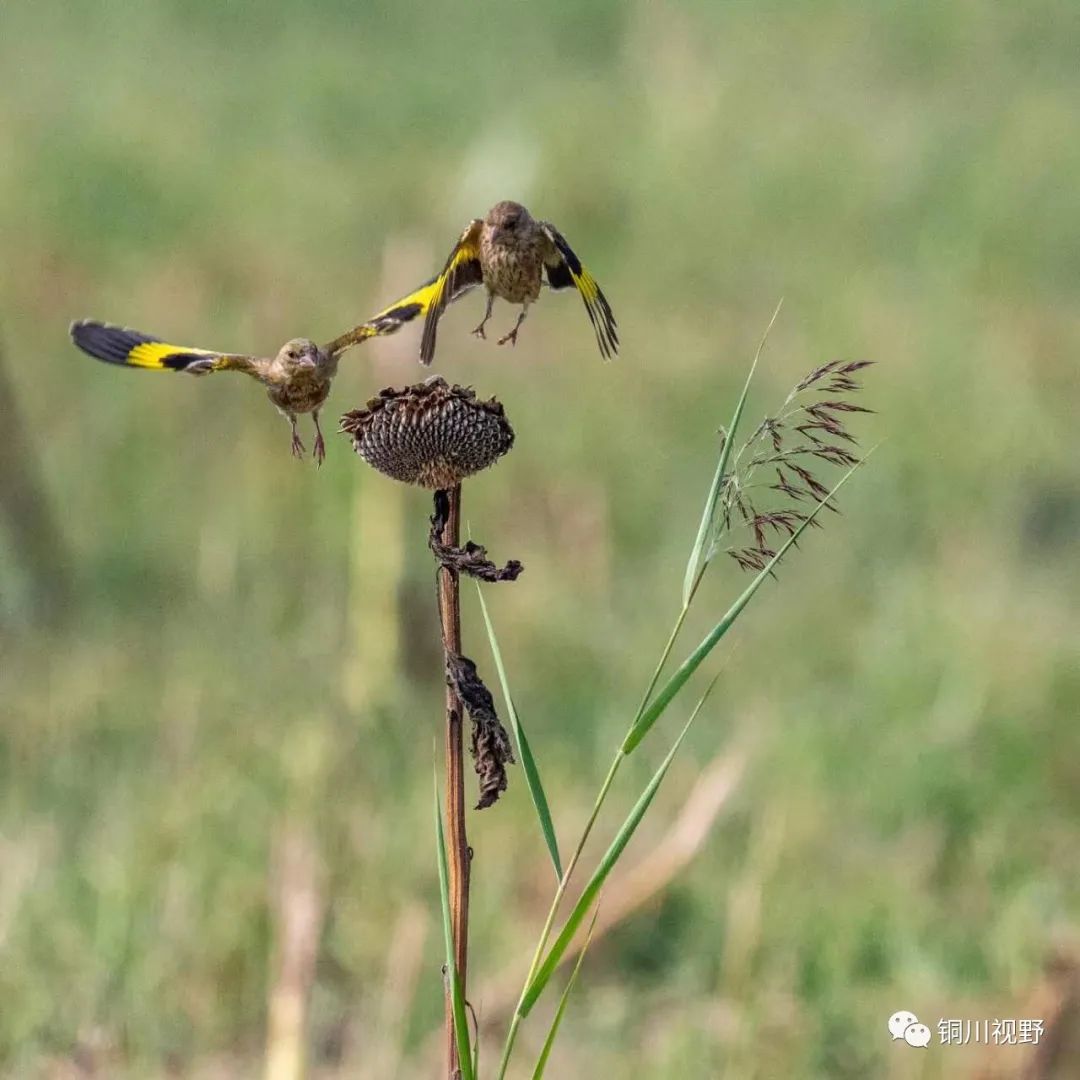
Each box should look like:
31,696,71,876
415,200,618,366
70,292,432,465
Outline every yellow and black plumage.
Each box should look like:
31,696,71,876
321,279,441,356
70,272,456,462
360,201,618,366
70,318,421,465
70,204,617,458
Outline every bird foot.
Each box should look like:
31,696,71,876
471,322,487,340
497,327,520,348
313,432,326,467
291,432,306,459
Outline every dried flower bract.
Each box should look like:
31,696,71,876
429,490,523,582
446,652,515,809
340,376,514,488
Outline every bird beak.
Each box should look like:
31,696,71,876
299,354,317,368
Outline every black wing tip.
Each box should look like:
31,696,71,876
419,329,436,365
340,299,428,356
582,288,618,360
70,317,100,336
539,221,619,357
378,300,424,329
603,321,619,359
70,319,157,365
70,317,112,348
598,329,618,361
594,286,618,359
419,300,442,365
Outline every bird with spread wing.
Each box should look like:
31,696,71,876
70,202,617,460
70,289,433,465
402,201,618,366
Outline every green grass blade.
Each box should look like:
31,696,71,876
519,689,710,1017
682,299,783,607
434,769,475,1080
476,584,563,880
471,1005,481,1077
530,904,602,1079
625,453,868,755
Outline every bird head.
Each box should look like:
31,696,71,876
278,338,321,372
485,200,531,242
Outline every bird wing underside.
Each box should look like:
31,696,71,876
420,219,485,365
71,321,255,374
539,221,619,360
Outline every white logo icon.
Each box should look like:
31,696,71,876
888,1011,919,1041
904,1023,932,1047
888,1010,932,1047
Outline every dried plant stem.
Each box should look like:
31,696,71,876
438,483,470,1078
264,822,322,1080
0,336,70,617
421,751,742,1070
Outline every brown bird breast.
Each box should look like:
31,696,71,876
266,368,333,416
479,225,546,305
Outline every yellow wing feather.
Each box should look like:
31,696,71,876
539,222,619,360
324,276,445,358
125,340,219,370
70,321,252,374
420,220,485,365
323,223,486,362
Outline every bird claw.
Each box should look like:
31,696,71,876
291,432,306,459
497,327,519,348
313,432,326,467
471,323,487,340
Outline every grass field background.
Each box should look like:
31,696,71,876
1,1,1079,1076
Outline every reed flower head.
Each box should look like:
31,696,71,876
717,360,873,572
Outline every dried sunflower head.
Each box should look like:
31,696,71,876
340,377,514,488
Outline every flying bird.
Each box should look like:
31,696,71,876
415,200,618,366
70,290,432,465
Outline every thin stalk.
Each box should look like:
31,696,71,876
520,681,717,1014
531,902,603,1079
438,484,470,1079
435,768,475,1080
681,298,782,607
497,558,707,1079
476,585,562,880
497,753,621,1078
502,311,785,1066
633,569,705,723
499,455,870,1073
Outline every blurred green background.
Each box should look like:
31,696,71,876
2,1,1079,1076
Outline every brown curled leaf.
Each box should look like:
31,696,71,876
429,490,523,582
446,652,515,809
